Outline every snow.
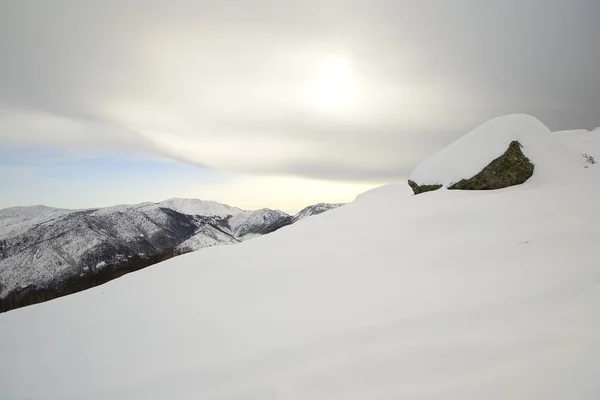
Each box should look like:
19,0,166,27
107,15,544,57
0,197,300,298
292,203,344,222
148,198,243,217
0,205,73,238
228,208,288,237
553,128,600,166
0,198,270,297
176,227,239,252
1,116,599,399
409,114,581,187
89,198,243,218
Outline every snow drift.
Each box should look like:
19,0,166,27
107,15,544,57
0,115,599,400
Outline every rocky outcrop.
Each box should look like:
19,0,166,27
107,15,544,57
448,141,534,191
407,181,442,195
408,140,534,195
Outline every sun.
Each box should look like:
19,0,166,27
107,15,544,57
315,56,354,110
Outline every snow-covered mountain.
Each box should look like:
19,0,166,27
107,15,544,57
1,114,597,400
0,198,343,311
291,202,344,222
228,208,291,239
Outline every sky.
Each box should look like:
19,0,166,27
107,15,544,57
1,0,599,213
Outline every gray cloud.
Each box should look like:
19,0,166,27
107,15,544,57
1,0,599,182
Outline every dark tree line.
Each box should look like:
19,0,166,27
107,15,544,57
0,248,187,313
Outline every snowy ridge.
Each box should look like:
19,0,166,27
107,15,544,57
0,205,74,238
145,198,243,217
88,198,242,217
409,114,582,187
176,226,239,253
0,199,342,301
229,208,289,239
292,202,344,222
0,115,598,399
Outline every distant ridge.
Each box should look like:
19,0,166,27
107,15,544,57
0,198,343,312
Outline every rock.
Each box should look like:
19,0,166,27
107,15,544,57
407,180,442,195
408,140,535,194
448,141,534,191
406,114,588,196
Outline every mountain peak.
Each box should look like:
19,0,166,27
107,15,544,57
154,198,244,217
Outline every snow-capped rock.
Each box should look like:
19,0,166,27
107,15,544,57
408,114,583,194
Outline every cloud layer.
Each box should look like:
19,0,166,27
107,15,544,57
1,0,599,181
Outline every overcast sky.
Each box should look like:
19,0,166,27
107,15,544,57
1,0,599,212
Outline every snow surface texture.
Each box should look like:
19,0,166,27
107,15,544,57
409,114,582,187
1,116,599,399
553,127,600,166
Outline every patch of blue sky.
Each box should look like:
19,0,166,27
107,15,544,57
0,145,235,209
0,145,228,182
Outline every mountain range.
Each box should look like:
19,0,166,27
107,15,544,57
0,199,342,312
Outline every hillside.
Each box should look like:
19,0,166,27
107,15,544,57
0,199,342,312
0,115,598,399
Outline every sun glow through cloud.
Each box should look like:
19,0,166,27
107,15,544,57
314,56,355,111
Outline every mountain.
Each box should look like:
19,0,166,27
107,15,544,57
0,199,343,312
1,115,597,400
291,202,345,222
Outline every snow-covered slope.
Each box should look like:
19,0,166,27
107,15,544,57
175,224,240,253
0,205,201,300
292,202,344,222
0,199,341,305
1,116,598,399
144,198,243,217
226,204,345,241
0,205,73,238
553,127,600,166
229,208,290,240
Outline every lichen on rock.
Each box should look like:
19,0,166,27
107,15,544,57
407,180,442,195
408,140,535,195
448,141,534,191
